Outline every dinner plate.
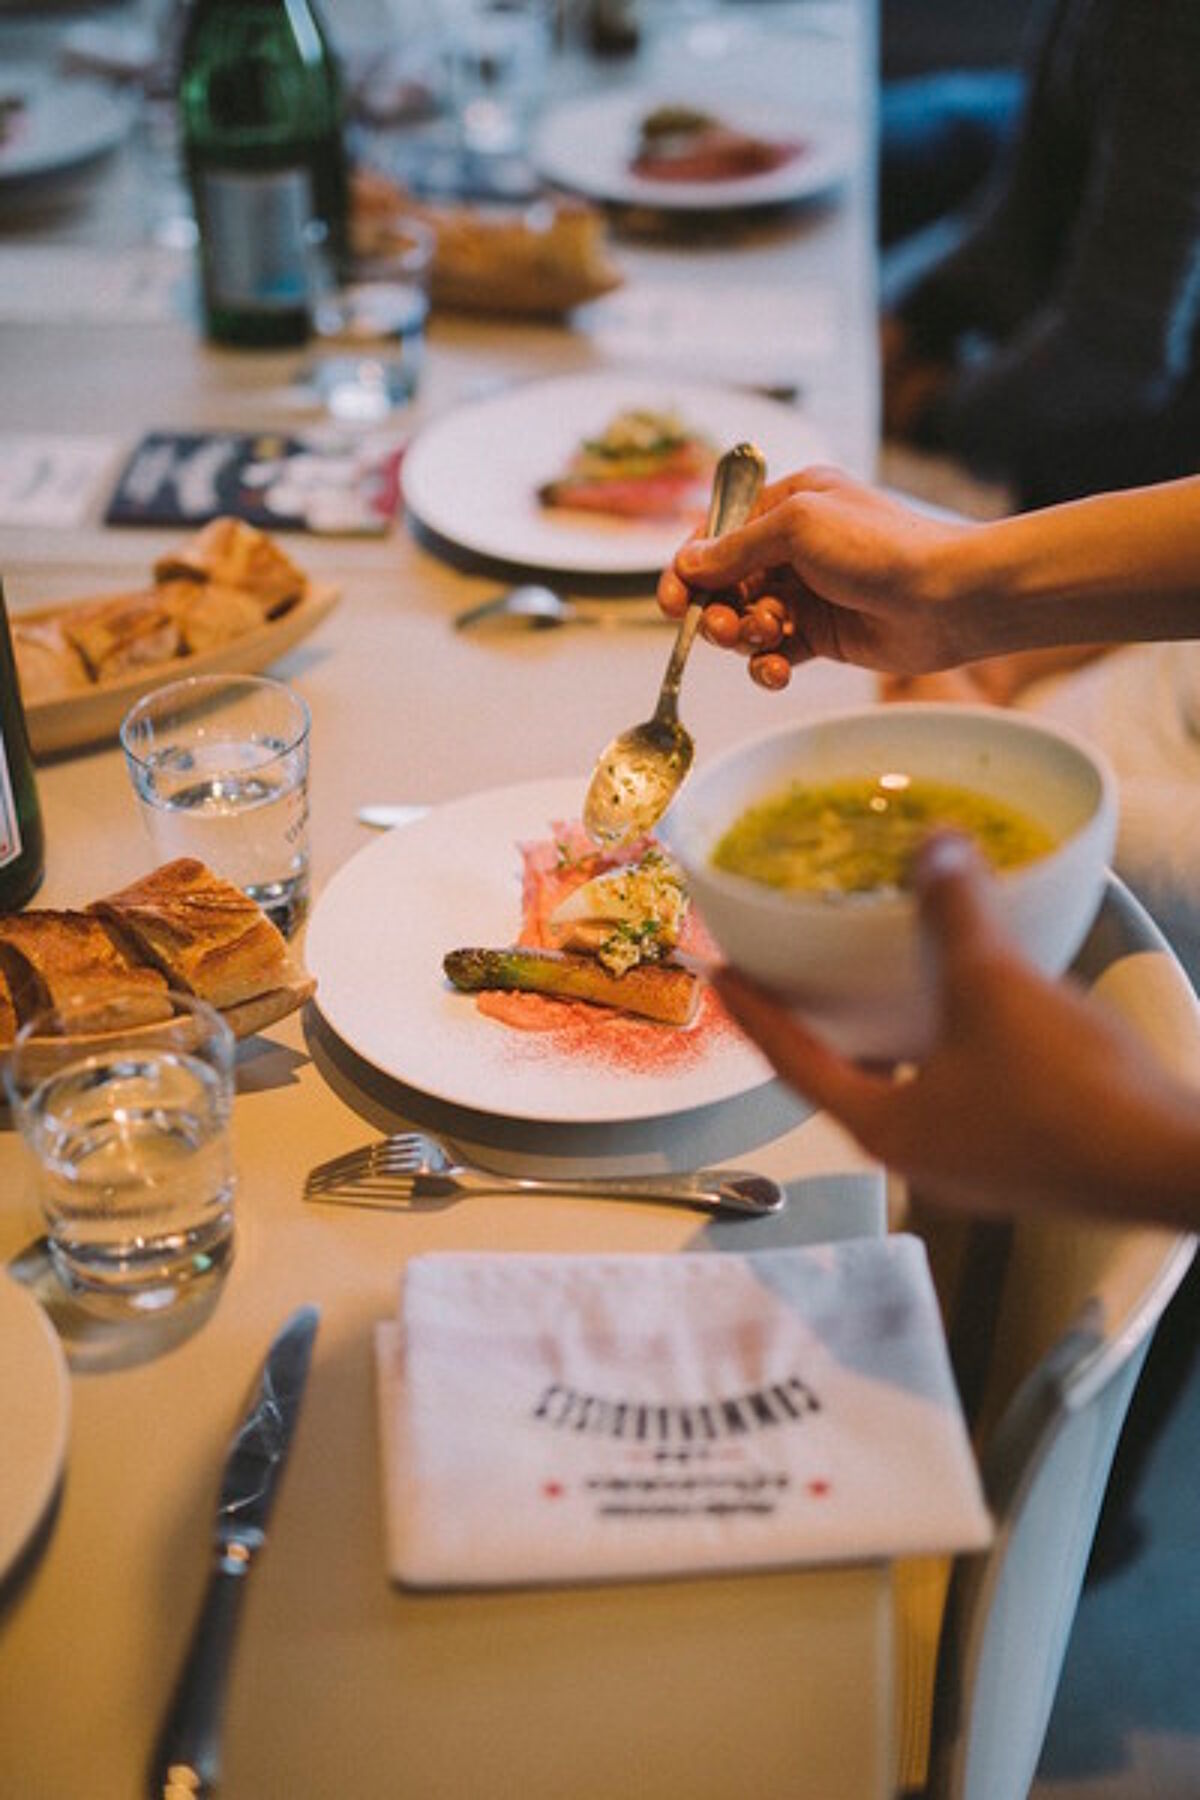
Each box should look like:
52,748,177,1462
0,1274,69,1584
531,87,854,214
0,75,135,198
22,581,340,757
402,372,829,576
305,778,773,1123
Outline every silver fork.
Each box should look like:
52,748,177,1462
304,1130,785,1218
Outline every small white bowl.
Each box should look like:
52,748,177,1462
660,703,1117,1062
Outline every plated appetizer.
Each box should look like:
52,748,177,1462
630,104,807,184
443,823,729,1055
537,407,717,522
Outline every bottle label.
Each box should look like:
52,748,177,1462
0,734,23,870
200,167,315,313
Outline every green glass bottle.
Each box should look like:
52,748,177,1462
178,0,348,348
0,582,45,911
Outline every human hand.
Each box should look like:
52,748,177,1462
657,465,973,690
712,834,1197,1222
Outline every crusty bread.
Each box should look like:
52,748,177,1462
351,169,624,317
154,518,305,615
0,910,173,1035
0,961,18,1048
60,590,182,681
159,578,267,652
91,858,293,1011
11,619,90,705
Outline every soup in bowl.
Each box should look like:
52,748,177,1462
659,704,1117,1062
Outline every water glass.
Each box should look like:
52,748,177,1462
6,991,236,1315
441,0,553,160
120,673,311,934
309,222,435,423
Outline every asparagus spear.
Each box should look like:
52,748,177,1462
443,945,700,1027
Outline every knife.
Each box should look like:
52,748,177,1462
149,1304,320,1800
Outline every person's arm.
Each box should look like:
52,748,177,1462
657,466,1200,689
713,835,1200,1229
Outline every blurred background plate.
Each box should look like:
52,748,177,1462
402,370,828,575
531,86,855,214
0,73,135,198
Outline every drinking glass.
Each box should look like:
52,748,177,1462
120,673,311,934
6,991,236,1315
440,0,553,161
307,221,435,423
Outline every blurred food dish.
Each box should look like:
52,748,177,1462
13,519,339,755
351,169,623,316
532,87,854,213
402,371,828,575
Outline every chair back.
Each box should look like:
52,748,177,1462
924,880,1200,1800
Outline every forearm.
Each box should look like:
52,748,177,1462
929,478,1200,662
1061,1079,1200,1232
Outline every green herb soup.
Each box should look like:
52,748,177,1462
711,775,1056,895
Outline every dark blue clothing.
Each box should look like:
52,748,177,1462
886,0,1200,508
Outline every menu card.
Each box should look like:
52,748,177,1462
104,430,405,535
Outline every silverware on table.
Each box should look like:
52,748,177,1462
454,584,582,630
148,1304,320,1800
581,441,766,847
453,585,667,633
304,1130,785,1217
356,802,431,830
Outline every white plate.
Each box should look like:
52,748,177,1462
0,1275,69,1582
306,778,772,1123
402,371,829,575
0,76,135,195
531,87,854,213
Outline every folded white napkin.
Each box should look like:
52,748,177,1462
376,1235,991,1589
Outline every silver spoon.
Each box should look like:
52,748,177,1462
454,585,665,632
581,441,766,846
454,584,578,630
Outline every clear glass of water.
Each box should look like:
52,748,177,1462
440,0,553,161
120,673,311,934
308,222,435,424
5,991,236,1315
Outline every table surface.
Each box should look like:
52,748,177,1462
0,7,909,1796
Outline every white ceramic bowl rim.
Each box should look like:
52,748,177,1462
662,701,1118,914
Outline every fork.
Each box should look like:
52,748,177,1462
304,1131,785,1217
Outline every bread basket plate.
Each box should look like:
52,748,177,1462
21,580,340,758
0,966,317,1073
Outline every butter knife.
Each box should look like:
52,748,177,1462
149,1305,320,1799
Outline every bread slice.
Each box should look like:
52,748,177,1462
11,619,91,705
154,518,305,616
0,960,18,1048
159,578,267,652
0,910,173,1032
60,590,182,681
90,858,293,1011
